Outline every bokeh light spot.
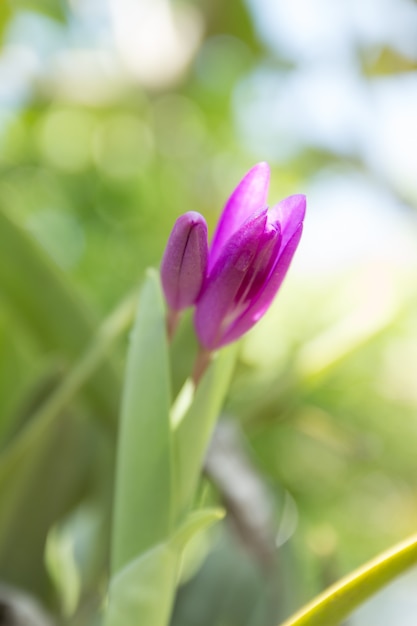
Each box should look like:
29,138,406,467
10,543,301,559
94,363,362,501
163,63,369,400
37,108,96,172
152,95,207,158
93,114,154,179
27,210,85,269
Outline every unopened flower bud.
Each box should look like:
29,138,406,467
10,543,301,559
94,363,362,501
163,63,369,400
161,211,208,311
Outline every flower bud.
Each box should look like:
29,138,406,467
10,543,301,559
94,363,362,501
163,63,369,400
161,211,208,311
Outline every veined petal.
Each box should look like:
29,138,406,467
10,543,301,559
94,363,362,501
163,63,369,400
222,224,303,345
234,224,281,306
195,210,267,350
161,211,208,311
268,194,306,249
209,162,270,271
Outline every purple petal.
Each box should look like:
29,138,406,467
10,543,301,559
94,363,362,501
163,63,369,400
194,210,267,350
234,223,281,306
268,194,306,249
221,224,303,345
161,211,208,311
209,162,270,271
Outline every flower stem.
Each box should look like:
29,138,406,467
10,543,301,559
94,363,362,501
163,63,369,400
166,307,181,341
192,347,213,385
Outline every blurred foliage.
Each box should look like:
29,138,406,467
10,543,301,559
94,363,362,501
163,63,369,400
0,0,417,625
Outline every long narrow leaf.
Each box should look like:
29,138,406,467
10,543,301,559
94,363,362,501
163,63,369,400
0,292,137,594
106,542,179,626
280,532,417,626
105,508,223,626
172,344,238,519
111,270,172,574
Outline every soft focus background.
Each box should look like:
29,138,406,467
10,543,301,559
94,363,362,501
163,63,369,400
1,0,417,624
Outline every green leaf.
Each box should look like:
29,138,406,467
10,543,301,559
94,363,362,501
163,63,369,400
8,0,67,22
0,409,89,597
105,508,222,626
170,507,225,552
111,270,172,575
0,206,120,424
45,524,81,617
280,532,417,626
0,3,12,44
105,543,179,626
0,291,136,596
172,344,238,519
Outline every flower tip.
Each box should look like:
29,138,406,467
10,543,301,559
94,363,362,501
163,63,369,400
208,162,271,271
246,161,270,186
178,210,206,228
291,193,307,221
254,160,270,171
235,162,271,199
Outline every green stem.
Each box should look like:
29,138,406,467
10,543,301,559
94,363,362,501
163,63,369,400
280,532,417,626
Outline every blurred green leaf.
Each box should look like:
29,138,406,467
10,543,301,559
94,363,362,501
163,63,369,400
280,532,417,626
0,409,89,597
361,45,417,76
0,290,136,596
172,344,238,518
171,507,224,552
0,2,12,43
8,0,67,21
111,270,172,575
105,508,223,626
45,524,81,617
0,206,120,424
106,543,179,626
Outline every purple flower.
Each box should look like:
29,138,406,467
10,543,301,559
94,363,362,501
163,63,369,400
161,162,306,351
195,163,305,350
161,211,208,311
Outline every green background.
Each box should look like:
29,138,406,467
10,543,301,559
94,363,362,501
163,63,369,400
0,0,417,624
